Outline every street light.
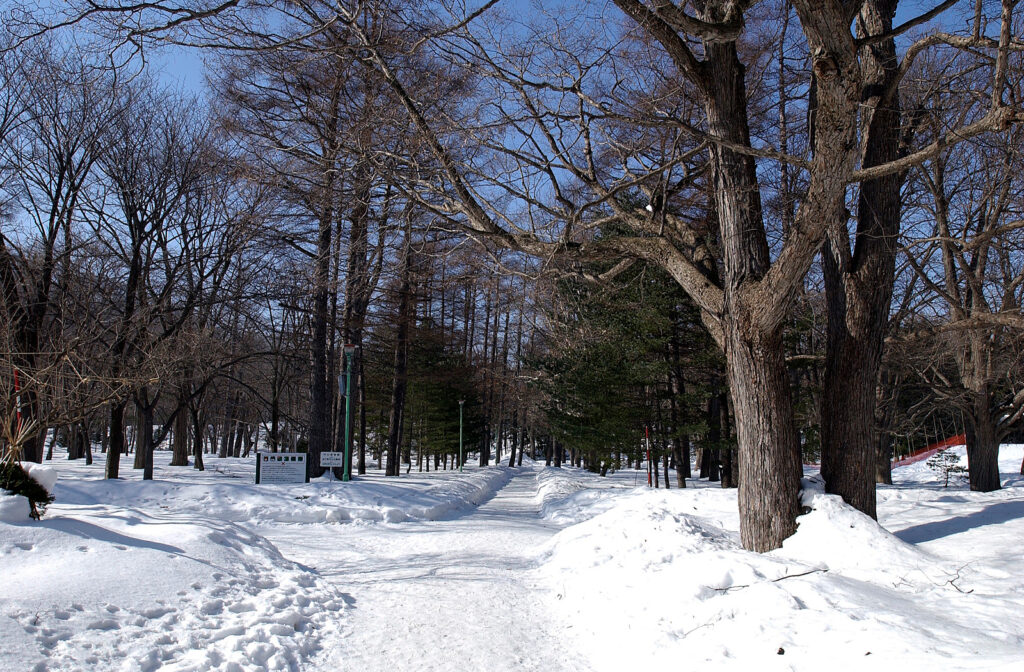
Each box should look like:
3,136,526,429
458,399,465,473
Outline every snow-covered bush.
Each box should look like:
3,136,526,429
0,461,54,519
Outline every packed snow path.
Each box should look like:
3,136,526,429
268,464,584,672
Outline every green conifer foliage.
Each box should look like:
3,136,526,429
0,461,54,519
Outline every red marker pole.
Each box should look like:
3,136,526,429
645,425,652,487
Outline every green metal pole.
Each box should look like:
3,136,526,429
343,350,353,482
459,399,464,473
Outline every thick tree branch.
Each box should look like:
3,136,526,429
851,106,1023,182
856,0,959,48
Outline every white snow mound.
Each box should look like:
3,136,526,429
22,463,58,494
1,508,348,671
783,478,934,577
0,492,30,522
536,483,1023,671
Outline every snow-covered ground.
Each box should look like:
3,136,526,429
2,445,1022,671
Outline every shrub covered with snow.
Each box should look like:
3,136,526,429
0,461,54,519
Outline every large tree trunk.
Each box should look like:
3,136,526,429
720,392,737,489
965,391,1001,492
170,394,190,466
704,36,811,551
385,219,414,477
358,361,367,475
138,395,155,481
106,401,127,479
67,425,83,460
726,327,803,552
83,420,93,466
134,399,148,470
874,372,895,484
308,210,333,477
191,405,205,471
875,432,893,485
232,421,244,458
269,384,281,452
18,392,43,463
820,0,900,521
507,419,518,468
218,402,233,460
674,434,689,488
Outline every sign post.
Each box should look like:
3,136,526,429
320,451,344,480
256,452,309,484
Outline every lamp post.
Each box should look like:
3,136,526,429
458,399,465,473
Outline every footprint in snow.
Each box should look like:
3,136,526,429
137,606,175,619
85,619,120,631
200,599,224,615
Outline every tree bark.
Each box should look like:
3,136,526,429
705,394,722,482
191,405,205,471
106,401,127,479
965,391,1001,491
674,433,689,487
84,421,93,466
704,34,812,551
385,218,414,477
727,326,802,552
820,0,900,520
170,393,190,466
137,394,155,481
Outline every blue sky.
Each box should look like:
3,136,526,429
72,1,970,96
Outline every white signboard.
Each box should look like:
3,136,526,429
256,452,308,484
320,451,345,468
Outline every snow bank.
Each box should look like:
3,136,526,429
785,478,936,579
536,479,1024,671
534,466,625,524
51,459,512,528
1,506,348,671
0,492,30,522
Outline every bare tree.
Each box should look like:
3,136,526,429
91,83,223,479
0,42,117,463
904,105,1024,490
340,0,1023,550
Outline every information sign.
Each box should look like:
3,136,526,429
320,451,345,468
255,452,309,484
